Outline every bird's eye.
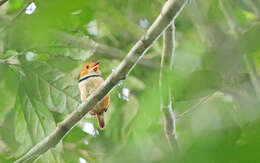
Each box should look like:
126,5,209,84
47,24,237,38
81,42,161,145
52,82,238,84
86,65,89,69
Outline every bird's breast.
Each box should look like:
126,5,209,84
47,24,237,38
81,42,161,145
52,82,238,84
78,77,104,102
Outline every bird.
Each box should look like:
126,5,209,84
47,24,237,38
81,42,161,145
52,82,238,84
78,62,110,129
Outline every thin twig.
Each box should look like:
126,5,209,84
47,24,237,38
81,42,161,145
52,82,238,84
14,0,188,162
176,91,216,120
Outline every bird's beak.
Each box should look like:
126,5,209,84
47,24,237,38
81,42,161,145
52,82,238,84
93,62,99,71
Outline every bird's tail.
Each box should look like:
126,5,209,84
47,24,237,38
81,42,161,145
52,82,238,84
96,113,105,129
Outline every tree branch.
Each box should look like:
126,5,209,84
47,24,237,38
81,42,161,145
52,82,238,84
0,0,8,6
160,23,180,150
15,0,188,162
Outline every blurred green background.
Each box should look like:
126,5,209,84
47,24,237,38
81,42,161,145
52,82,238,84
0,0,260,162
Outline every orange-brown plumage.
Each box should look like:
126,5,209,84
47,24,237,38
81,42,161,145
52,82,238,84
78,62,110,129
80,62,99,78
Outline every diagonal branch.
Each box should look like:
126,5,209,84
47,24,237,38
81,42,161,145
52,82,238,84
176,91,216,120
0,0,8,6
15,0,188,162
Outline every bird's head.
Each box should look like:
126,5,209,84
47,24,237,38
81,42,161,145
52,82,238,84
80,62,100,78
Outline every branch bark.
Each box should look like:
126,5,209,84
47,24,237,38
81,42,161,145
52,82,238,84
15,0,188,162
0,0,8,6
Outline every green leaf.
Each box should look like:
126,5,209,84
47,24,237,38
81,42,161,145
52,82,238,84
241,9,257,21
0,59,80,161
47,47,94,61
171,70,220,101
13,86,63,162
24,51,50,62
241,24,260,54
0,110,19,154
20,61,80,113
64,126,88,143
0,64,18,123
7,0,24,12
125,76,145,91
122,94,139,135
233,7,250,27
